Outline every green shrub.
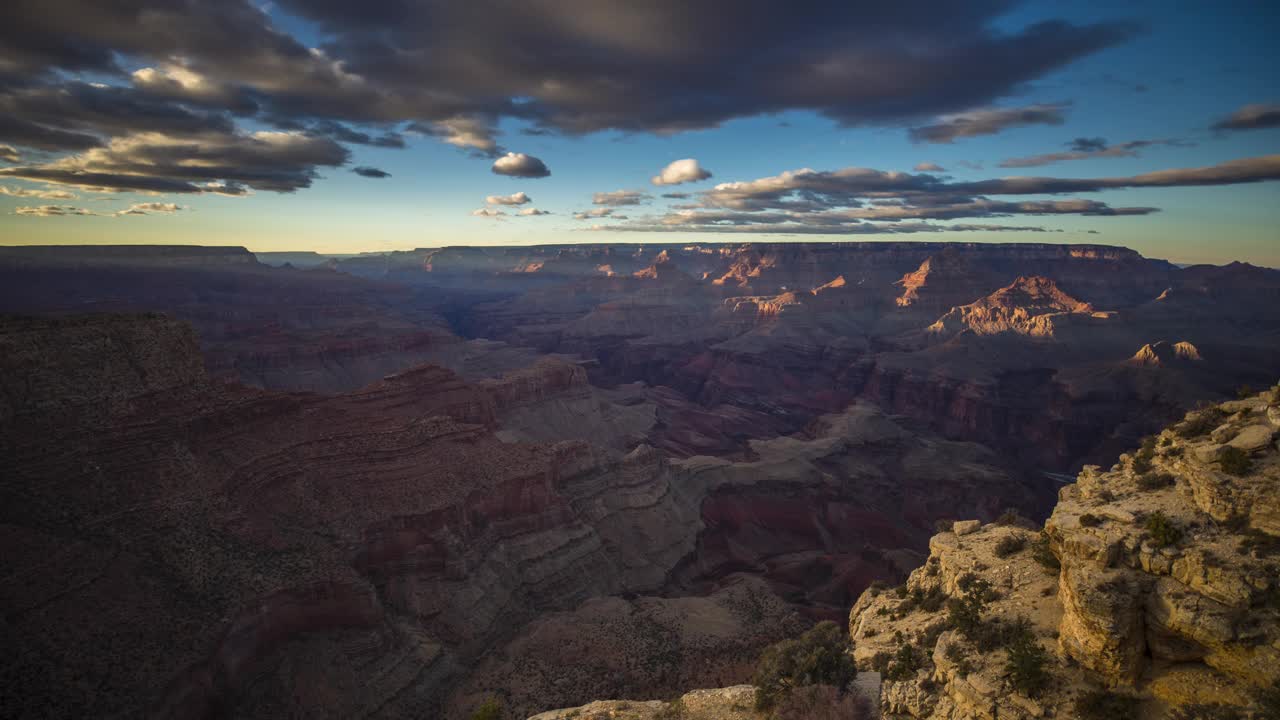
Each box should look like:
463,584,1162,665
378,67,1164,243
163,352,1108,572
1177,408,1226,438
1079,513,1102,527
994,534,1027,558
1031,532,1060,573
1003,628,1050,697
1137,472,1176,490
996,508,1034,528
1238,530,1280,558
771,684,873,720
1219,446,1252,476
1256,683,1280,720
470,697,503,720
943,641,973,677
753,621,856,710
883,639,922,681
654,698,686,720
1145,511,1183,547
1075,690,1140,720
1132,436,1158,474
1237,385,1255,400
1167,704,1245,720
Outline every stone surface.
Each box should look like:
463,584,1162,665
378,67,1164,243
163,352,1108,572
841,390,1280,719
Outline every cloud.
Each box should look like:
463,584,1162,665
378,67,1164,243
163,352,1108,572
486,191,531,205
409,116,501,156
595,220,1050,235
914,162,946,172
492,152,550,178
998,137,1185,168
0,130,349,193
1068,137,1109,152
661,192,690,199
651,158,712,186
0,1,1135,157
471,207,506,218
114,202,184,216
0,80,235,151
573,208,626,220
908,104,1069,143
592,189,650,206
13,204,96,216
0,145,18,163
308,121,404,148
0,184,76,200
352,166,391,178
1211,103,1280,132
599,154,1280,235
517,207,551,216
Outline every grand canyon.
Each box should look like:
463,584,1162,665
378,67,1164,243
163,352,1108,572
3,1,1278,717
2,242,1277,718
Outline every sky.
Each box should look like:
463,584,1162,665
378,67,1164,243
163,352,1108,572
0,0,1277,266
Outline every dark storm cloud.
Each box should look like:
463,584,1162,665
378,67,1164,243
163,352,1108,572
0,130,350,193
310,121,405,148
352,166,391,178
0,81,235,147
1211,103,1280,131
999,137,1186,168
907,104,1069,143
0,1,1141,195
1,1,1137,136
0,115,103,152
605,154,1279,235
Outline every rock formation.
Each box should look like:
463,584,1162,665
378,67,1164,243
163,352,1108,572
845,385,1280,718
538,385,1280,719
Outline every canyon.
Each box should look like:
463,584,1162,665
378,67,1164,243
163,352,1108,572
1,242,1278,718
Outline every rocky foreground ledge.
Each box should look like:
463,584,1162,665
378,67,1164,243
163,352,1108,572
531,386,1280,719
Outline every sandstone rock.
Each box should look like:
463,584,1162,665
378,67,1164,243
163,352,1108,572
1211,423,1238,444
837,390,1280,719
953,520,982,536
1230,424,1275,452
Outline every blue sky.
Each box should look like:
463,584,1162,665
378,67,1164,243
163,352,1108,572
1,0,1277,265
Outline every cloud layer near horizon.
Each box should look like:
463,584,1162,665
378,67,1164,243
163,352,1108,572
597,154,1280,234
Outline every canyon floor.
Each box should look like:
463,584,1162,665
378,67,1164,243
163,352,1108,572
1,242,1277,719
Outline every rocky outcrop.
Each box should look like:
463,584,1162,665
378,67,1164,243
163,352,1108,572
529,685,759,720
846,385,1280,718
927,276,1100,339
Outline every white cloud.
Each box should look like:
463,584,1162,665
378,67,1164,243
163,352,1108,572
491,152,550,178
486,191,531,205
573,207,626,220
472,207,506,218
651,158,712,186
0,184,76,200
14,205,97,216
518,207,551,216
114,202,184,216
592,189,650,206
